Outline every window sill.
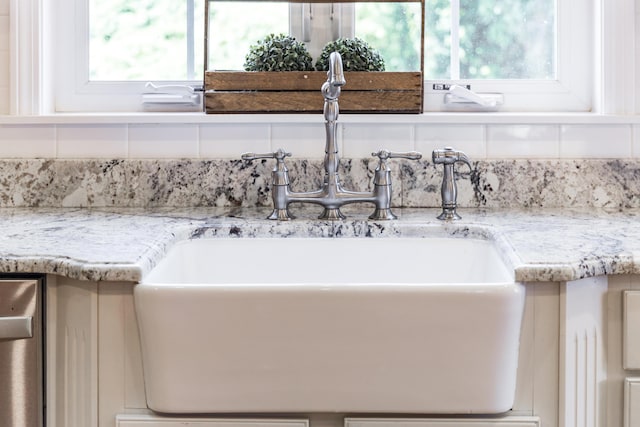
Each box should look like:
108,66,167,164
1,112,639,126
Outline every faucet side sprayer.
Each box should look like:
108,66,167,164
432,147,472,221
241,52,422,221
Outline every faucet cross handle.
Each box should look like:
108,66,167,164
242,148,292,187
371,149,422,185
241,148,292,162
373,149,422,162
367,149,422,221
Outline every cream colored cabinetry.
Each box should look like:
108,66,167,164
622,290,640,427
47,275,635,427
624,291,640,369
625,379,640,427
47,276,147,427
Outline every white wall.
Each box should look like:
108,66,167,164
0,0,640,160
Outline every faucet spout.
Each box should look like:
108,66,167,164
322,52,346,101
328,51,346,88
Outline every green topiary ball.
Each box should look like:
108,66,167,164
315,38,385,72
244,33,314,72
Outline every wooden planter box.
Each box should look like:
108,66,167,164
204,71,423,114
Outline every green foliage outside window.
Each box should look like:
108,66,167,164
424,0,555,79
90,0,205,80
89,0,555,81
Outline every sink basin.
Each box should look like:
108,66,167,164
135,237,525,414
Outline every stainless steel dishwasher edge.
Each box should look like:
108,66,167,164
0,277,44,427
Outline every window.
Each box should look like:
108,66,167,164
12,0,622,114
89,0,204,81
51,0,205,111
426,0,555,80
423,0,592,111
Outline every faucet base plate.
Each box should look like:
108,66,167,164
268,209,295,221
318,208,346,220
437,209,462,221
369,208,398,221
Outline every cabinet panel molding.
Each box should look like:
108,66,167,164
625,378,640,427
345,417,541,427
623,291,640,369
116,415,309,427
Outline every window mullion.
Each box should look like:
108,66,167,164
187,0,195,80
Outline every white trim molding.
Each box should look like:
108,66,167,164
598,0,636,114
116,415,310,427
10,0,41,114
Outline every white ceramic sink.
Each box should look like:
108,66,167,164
135,237,525,415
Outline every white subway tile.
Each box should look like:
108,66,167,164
560,124,632,158
271,123,326,159
128,124,199,158
0,87,7,115
415,124,486,159
0,49,8,85
0,16,8,49
57,125,128,158
633,125,640,158
486,125,560,159
0,125,56,157
342,124,413,158
200,123,270,158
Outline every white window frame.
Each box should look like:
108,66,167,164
424,0,592,112
9,0,637,115
52,0,202,112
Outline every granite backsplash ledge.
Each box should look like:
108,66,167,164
2,158,639,209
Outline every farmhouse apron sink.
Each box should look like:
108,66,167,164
134,237,525,414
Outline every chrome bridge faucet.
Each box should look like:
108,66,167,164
432,147,472,220
242,52,421,221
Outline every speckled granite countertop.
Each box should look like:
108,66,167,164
0,206,639,283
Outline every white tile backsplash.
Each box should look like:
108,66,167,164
0,87,7,115
415,124,486,159
341,123,413,158
487,125,560,159
128,124,199,158
271,123,327,159
57,125,128,158
0,48,8,87
0,122,631,160
560,124,633,158
200,123,270,159
0,125,56,157
0,16,8,48
634,125,640,158
117,121,633,160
